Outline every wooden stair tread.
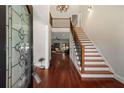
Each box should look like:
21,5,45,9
76,33,87,37
85,48,96,49
79,37,88,39
75,30,84,32
76,32,85,33
81,41,92,43
81,71,113,74
83,44,94,46
85,59,105,62
78,36,89,39
83,64,109,68
77,34,86,35
74,27,83,30
85,55,102,57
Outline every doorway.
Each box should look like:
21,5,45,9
51,32,70,54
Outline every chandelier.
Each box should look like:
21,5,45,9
88,5,93,12
56,5,69,12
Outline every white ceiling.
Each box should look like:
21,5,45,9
50,5,81,18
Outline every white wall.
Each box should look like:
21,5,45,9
33,5,50,69
48,18,52,62
81,5,124,83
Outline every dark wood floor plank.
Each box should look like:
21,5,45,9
33,53,124,88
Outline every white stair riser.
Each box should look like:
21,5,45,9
82,43,94,46
84,67,110,71
85,62,105,65
85,53,99,55
81,74,114,78
75,48,98,51
77,56,103,60
85,57,103,60
75,54,105,63
85,49,97,51
85,46,95,48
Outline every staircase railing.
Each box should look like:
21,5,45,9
70,18,84,72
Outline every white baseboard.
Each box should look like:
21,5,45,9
114,74,124,84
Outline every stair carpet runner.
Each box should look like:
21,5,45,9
72,27,113,78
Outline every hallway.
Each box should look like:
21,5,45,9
33,53,124,88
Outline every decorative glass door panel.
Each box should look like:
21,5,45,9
6,5,32,88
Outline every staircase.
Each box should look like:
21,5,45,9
71,27,114,78
50,14,114,78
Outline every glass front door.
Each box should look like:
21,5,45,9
6,5,32,88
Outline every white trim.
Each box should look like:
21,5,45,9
45,25,50,69
114,74,124,84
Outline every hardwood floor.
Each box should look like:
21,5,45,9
33,53,124,88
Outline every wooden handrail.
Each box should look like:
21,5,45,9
70,19,84,71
